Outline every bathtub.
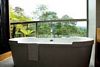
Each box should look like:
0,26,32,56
9,37,94,67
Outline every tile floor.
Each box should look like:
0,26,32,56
0,56,14,67
0,56,94,67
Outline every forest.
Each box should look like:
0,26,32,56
9,5,87,38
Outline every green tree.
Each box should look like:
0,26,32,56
61,15,76,25
33,5,48,20
33,5,58,37
9,4,87,38
39,11,58,20
38,10,58,37
54,22,62,37
9,6,34,37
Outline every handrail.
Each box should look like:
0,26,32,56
10,19,87,38
10,19,87,25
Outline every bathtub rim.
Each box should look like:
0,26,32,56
9,37,94,45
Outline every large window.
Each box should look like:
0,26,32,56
9,0,87,38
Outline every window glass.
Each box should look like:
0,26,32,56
9,0,87,38
9,0,87,20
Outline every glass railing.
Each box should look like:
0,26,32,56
10,19,87,38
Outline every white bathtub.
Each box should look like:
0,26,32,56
9,37,94,67
9,37,93,44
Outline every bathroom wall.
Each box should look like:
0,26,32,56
96,0,100,66
88,0,96,66
96,0,100,28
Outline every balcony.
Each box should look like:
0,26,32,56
10,19,87,38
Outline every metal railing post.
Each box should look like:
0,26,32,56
36,22,38,37
12,25,16,38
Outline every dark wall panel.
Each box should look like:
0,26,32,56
0,0,10,54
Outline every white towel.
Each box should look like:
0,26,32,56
28,44,38,61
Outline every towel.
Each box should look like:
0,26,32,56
28,44,38,61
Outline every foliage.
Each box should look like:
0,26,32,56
9,5,87,38
20,29,33,36
39,11,58,20
38,23,51,35
33,5,48,20
9,6,33,37
61,15,76,25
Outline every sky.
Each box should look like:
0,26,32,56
9,0,87,27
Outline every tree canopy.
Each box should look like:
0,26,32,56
9,5,87,38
